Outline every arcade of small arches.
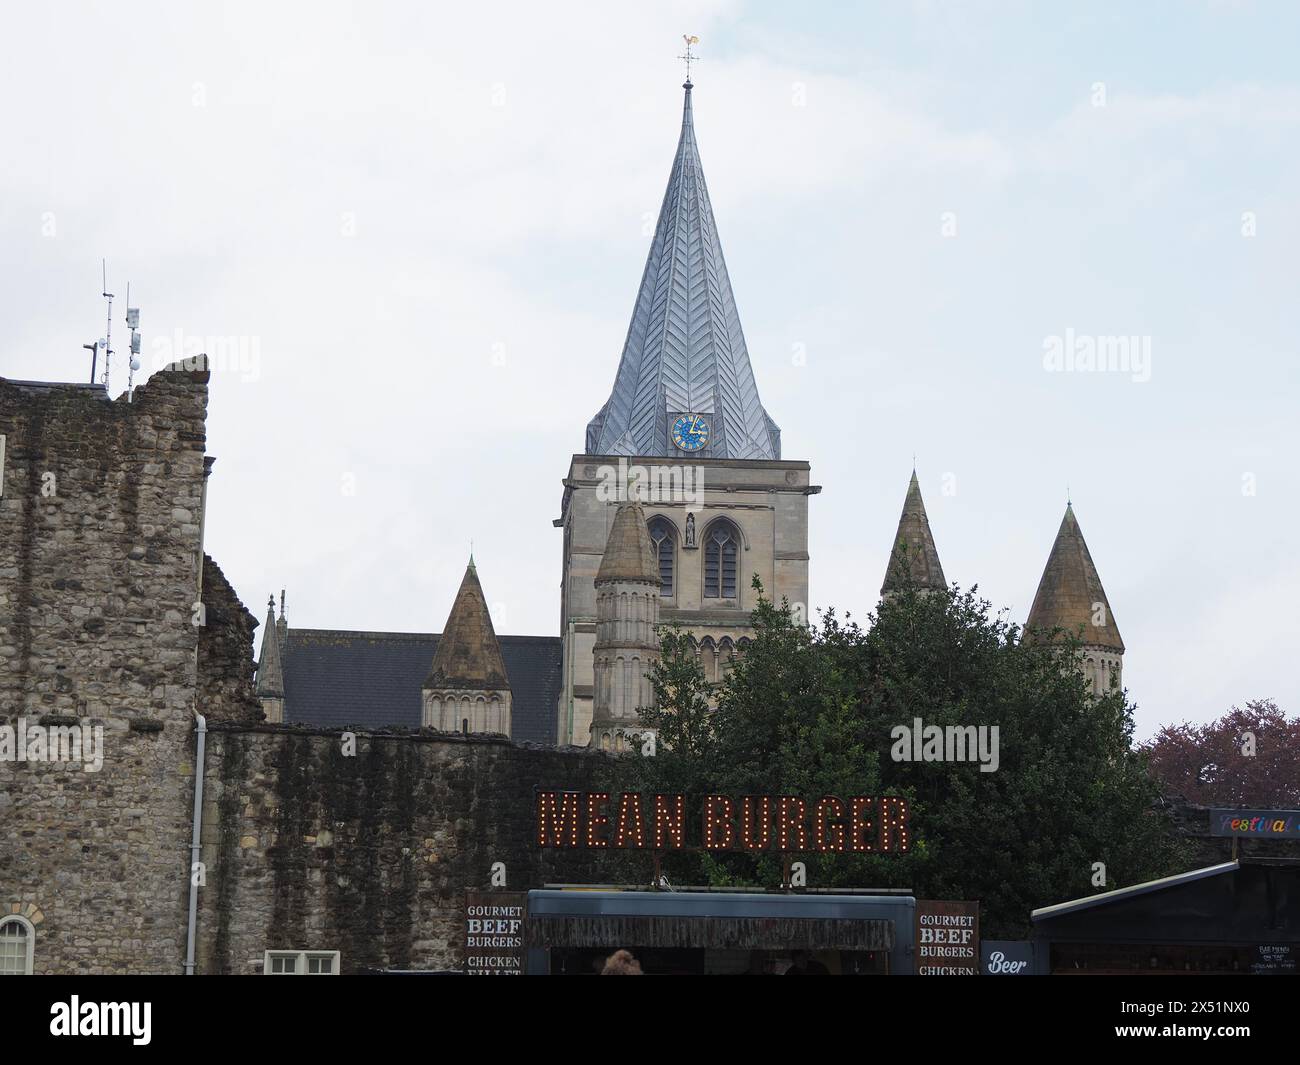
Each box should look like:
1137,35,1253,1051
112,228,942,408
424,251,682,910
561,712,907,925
1083,652,1123,696
422,690,510,735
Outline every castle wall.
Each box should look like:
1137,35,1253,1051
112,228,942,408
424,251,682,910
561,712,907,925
196,725,602,973
0,366,215,973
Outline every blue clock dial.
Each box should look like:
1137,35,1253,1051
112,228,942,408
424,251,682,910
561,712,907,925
671,413,711,452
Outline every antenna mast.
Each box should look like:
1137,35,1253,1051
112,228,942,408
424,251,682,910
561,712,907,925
100,259,114,393
125,284,141,400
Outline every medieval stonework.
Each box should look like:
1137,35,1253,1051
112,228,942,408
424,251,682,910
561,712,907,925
0,78,1129,974
0,364,258,973
194,725,599,974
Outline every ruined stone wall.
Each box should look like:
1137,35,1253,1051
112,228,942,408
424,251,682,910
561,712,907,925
0,367,210,973
196,725,603,973
199,554,263,725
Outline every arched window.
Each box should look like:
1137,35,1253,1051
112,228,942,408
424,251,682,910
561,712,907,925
0,916,34,975
647,517,676,597
704,521,739,599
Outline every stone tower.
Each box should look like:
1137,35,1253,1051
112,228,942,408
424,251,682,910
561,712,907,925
556,79,819,744
591,494,661,751
423,557,512,736
255,595,285,724
881,469,946,597
1025,503,1125,694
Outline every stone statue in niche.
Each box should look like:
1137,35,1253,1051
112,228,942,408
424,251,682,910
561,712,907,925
684,511,697,549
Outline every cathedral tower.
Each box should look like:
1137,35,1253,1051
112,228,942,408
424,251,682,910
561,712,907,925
423,558,513,735
1024,504,1125,694
591,494,661,751
881,470,947,597
556,79,818,745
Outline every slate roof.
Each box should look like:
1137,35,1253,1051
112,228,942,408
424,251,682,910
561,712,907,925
279,629,561,745
1024,504,1125,651
585,82,780,460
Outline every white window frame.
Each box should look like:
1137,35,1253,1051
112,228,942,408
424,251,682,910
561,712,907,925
0,915,35,976
262,949,340,975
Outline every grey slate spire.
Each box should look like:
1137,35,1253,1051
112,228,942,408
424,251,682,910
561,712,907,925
586,81,780,460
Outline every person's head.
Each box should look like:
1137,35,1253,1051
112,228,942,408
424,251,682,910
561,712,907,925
601,949,643,975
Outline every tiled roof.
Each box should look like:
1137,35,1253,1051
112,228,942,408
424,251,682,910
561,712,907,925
281,629,560,745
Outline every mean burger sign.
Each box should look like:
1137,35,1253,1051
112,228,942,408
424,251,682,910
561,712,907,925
535,791,910,853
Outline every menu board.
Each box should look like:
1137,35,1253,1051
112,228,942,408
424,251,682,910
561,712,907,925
1251,944,1295,975
915,899,980,976
464,891,527,975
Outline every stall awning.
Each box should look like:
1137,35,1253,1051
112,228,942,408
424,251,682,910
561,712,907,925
526,914,894,951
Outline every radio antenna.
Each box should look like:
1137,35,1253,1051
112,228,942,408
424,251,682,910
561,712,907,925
100,259,115,393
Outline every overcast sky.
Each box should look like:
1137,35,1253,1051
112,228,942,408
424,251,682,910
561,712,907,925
3,1,1297,740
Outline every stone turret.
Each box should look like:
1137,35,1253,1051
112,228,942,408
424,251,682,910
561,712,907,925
423,557,512,736
1024,503,1125,695
881,469,946,597
255,595,285,724
591,495,661,751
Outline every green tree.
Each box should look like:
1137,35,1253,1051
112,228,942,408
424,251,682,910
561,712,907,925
604,574,1187,935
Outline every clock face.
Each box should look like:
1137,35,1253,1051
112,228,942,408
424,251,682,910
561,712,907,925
671,413,711,452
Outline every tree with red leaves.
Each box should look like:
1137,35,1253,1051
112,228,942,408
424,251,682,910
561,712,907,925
1144,700,1300,807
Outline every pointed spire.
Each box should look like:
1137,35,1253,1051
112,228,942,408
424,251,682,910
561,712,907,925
586,81,779,460
426,559,510,690
256,595,284,698
276,588,287,641
1025,504,1124,651
597,494,660,583
881,470,947,595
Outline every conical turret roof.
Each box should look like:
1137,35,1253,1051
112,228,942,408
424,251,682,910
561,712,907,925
425,558,511,689
585,82,780,460
881,471,947,595
255,596,284,698
596,497,659,584
1025,504,1124,651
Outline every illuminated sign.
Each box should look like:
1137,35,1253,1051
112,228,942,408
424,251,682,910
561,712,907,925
535,791,910,853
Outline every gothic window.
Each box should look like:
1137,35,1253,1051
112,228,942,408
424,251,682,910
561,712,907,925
648,517,676,597
704,521,739,599
0,916,34,975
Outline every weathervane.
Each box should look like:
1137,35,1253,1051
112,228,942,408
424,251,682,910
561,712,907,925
678,34,700,83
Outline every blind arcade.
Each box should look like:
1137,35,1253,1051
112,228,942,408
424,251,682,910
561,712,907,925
536,791,910,853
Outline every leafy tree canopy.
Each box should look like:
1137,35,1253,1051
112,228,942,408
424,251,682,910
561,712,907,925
606,573,1187,936
1143,699,1299,808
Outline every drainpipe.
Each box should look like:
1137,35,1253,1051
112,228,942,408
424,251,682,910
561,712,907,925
565,619,575,745
184,712,207,974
